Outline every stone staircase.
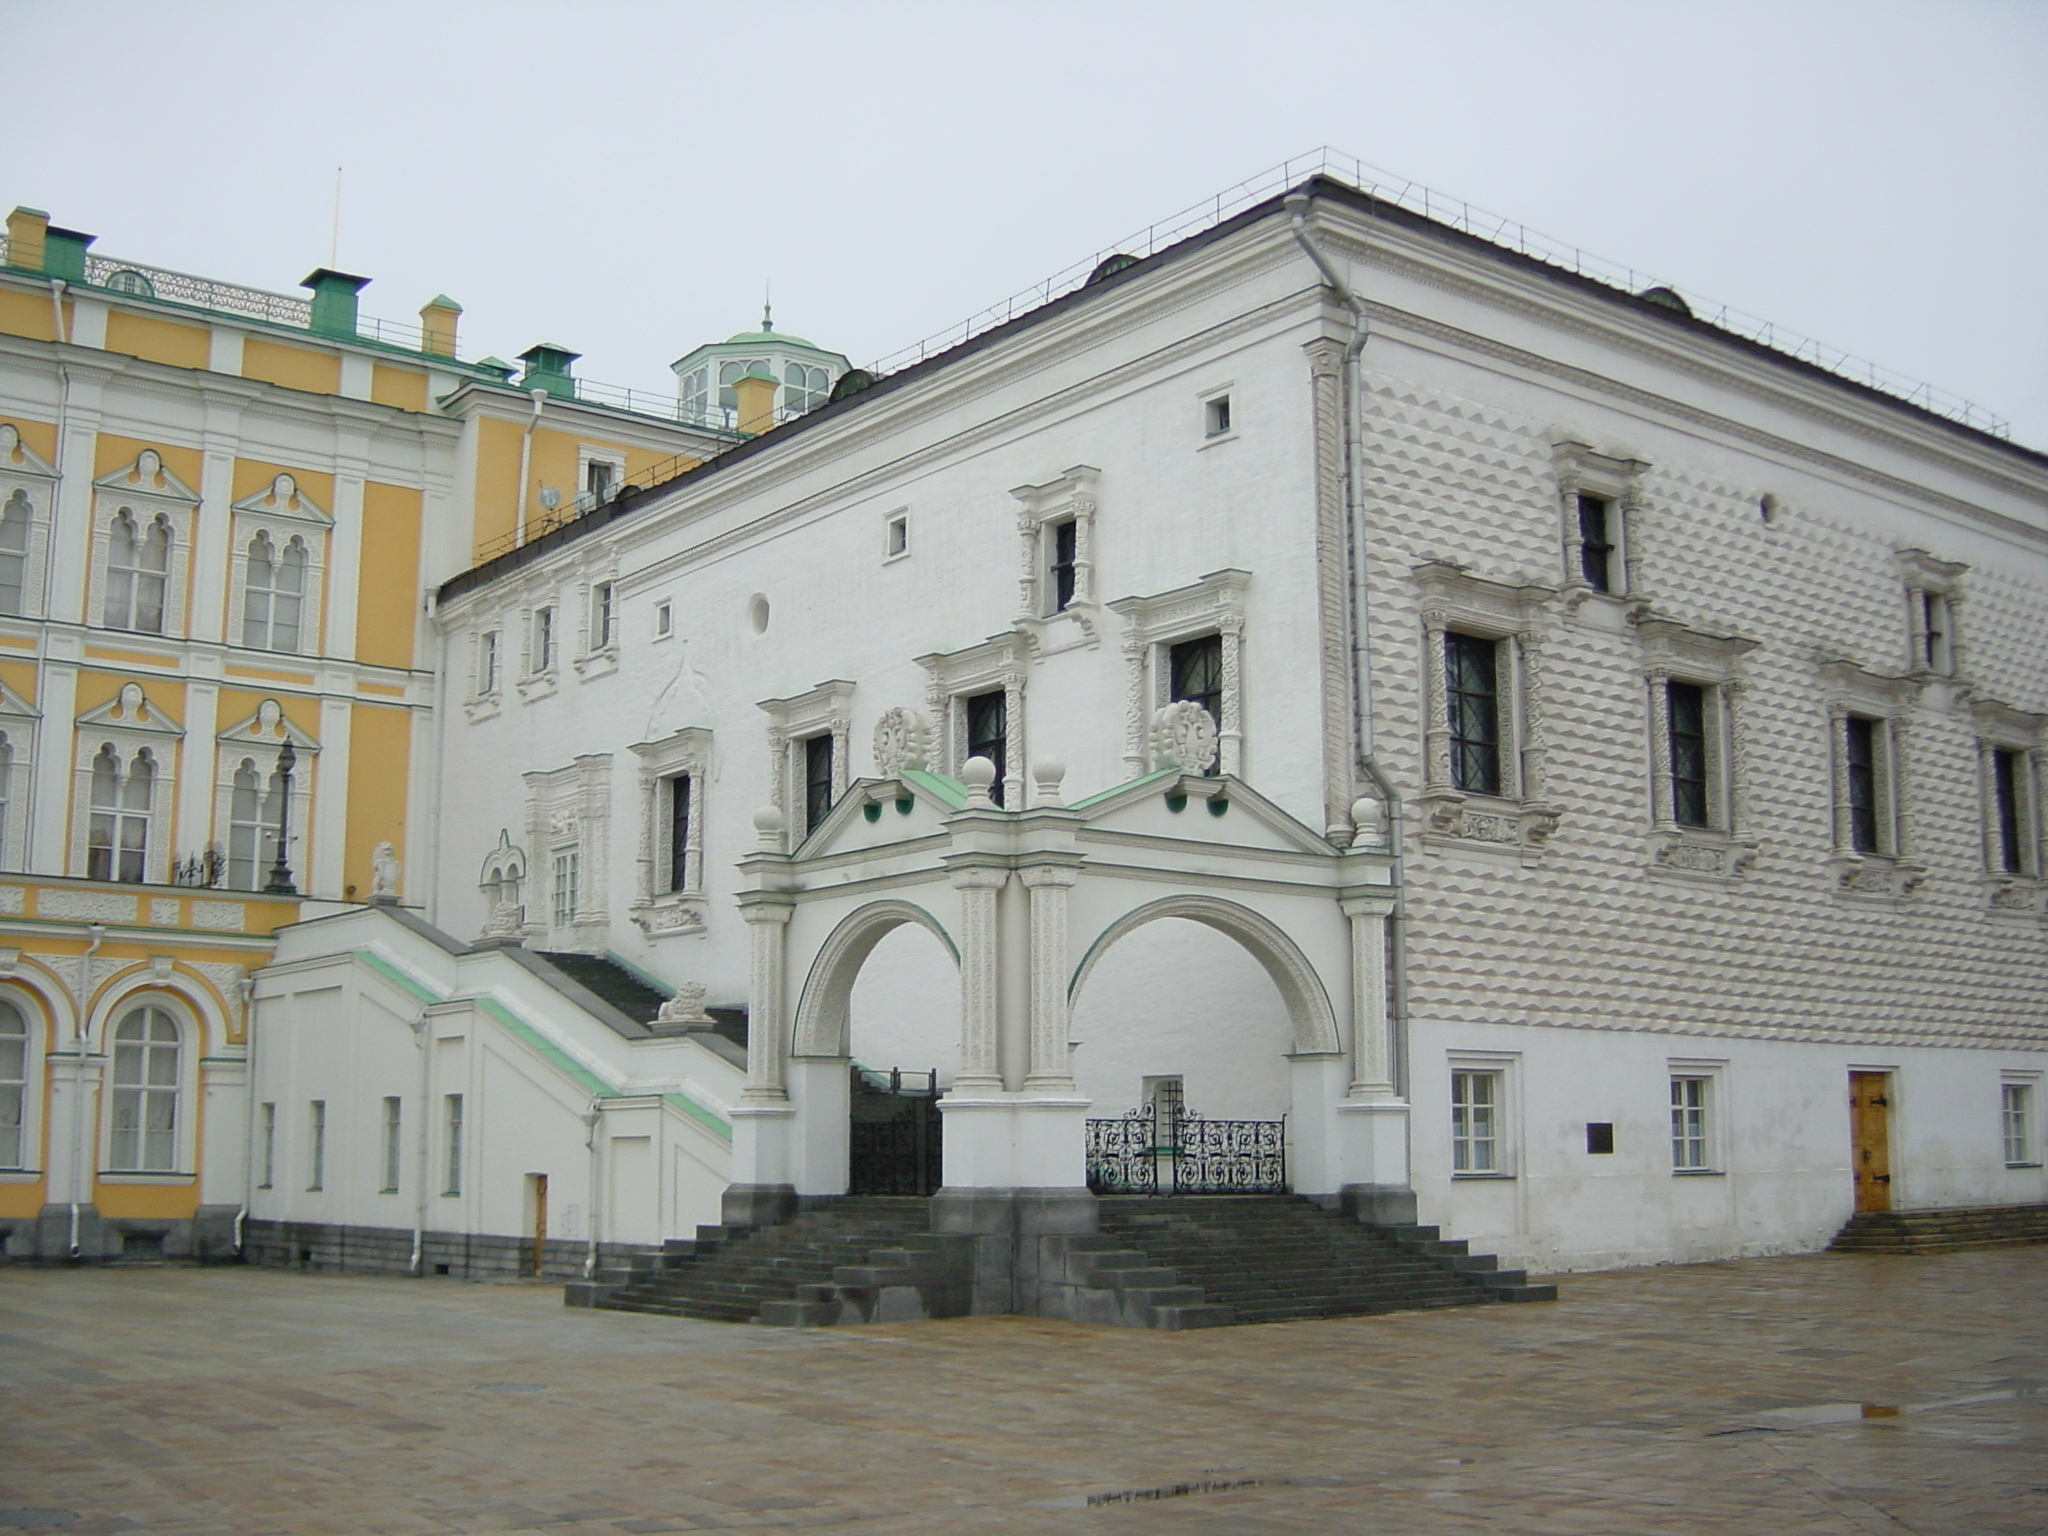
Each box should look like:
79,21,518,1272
569,1197,945,1323
1829,1203,2048,1255
1096,1196,1555,1323
530,951,749,1051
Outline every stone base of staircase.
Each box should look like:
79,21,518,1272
571,1192,1554,1329
1828,1203,2048,1255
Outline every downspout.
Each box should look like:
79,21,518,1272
582,1103,602,1278
1287,193,1414,1103
36,281,73,853
69,922,105,1258
513,388,546,548
410,1013,430,1275
237,978,256,1258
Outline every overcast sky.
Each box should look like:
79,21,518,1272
9,1,2046,448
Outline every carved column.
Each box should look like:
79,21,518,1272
2031,747,2048,877
739,898,793,1101
1978,738,2000,871
1421,609,1451,792
1015,506,1041,622
1517,629,1548,804
1620,486,1648,596
1889,714,1912,859
950,865,1008,1090
829,710,852,803
1001,664,1027,811
1945,593,1969,678
1828,703,1855,858
766,727,789,819
1342,896,1397,1099
1646,669,1676,832
1303,336,1355,836
1121,632,1149,777
1071,495,1097,608
1020,863,1079,1091
1556,469,1584,589
1218,614,1244,777
1725,678,1752,839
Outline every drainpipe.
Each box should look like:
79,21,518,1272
237,978,256,1259
1287,194,1414,1114
582,1103,601,1278
410,1013,430,1275
69,922,105,1258
513,388,546,547
36,281,72,855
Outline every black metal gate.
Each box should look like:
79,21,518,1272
848,1066,943,1196
1085,1087,1286,1195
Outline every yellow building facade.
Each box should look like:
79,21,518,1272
0,206,731,1259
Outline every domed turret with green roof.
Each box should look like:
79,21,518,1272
671,304,851,429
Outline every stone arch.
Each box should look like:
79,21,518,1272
1068,893,1340,1057
791,899,959,1059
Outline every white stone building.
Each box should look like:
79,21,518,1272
246,166,2048,1300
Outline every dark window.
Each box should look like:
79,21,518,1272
1667,681,1710,828
1586,1122,1615,1155
1205,395,1232,436
1169,634,1223,727
803,734,834,834
1049,519,1077,613
1845,715,1881,854
964,690,1006,807
1445,632,1502,796
1993,748,2025,874
585,459,616,502
1921,591,1950,672
1577,493,1615,592
667,774,692,891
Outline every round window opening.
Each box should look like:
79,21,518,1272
748,593,771,634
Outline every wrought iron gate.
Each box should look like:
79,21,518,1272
848,1066,943,1196
1085,1085,1286,1195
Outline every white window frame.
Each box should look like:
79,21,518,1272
0,423,58,621
228,474,331,658
514,583,563,703
71,683,182,885
212,700,318,894
628,726,710,938
465,627,503,724
1198,381,1236,445
916,633,1028,809
577,446,627,511
89,451,196,636
1668,1059,1726,1175
883,508,910,562
1637,618,1760,881
652,600,673,641
523,754,611,950
759,680,855,842
1012,464,1101,648
1896,548,1968,680
1447,1054,1516,1179
1413,561,1559,859
0,990,39,1172
1552,440,1648,603
0,680,42,873
1971,700,2047,916
1819,659,1925,902
1109,568,1250,780
100,995,197,1178
2002,1075,2040,1167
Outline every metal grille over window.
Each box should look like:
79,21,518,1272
1451,1070,1499,1173
110,1007,179,1172
1845,715,1881,854
1445,633,1502,795
965,690,1007,805
1667,681,1710,828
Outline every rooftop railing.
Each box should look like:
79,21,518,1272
866,146,2012,440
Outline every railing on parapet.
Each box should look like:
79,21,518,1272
865,146,2013,441
468,441,718,565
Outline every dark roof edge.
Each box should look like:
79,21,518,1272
439,175,2042,605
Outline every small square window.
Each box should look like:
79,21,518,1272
884,512,909,560
1204,395,1232,437
1586,1122,1615,1155
653,600,673,639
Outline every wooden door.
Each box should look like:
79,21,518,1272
1849,1073,1892,1212
529,1172,549,1275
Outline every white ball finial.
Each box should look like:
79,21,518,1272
960,755,998,808
1030,754,1066,807
753,804,787,849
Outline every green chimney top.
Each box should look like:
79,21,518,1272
299,268,371,338
42,225,96,284
516,342,581,401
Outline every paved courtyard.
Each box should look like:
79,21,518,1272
1,1248,2043,1535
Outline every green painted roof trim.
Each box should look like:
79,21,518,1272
1070,767,1179,809
899,768,968,808
352,948,731,1141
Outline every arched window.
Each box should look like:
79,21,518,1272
226,757,283,890
0,488,31,615
242,533,306,652
110,1005,180,1172
0,998,26,1169
87,745,153,883
106,509,171,632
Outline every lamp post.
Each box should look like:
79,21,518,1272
262,741,298,895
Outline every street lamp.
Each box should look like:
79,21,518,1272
262,740,298,895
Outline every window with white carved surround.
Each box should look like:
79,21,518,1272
71,682,182,884
516,580,561,702
572,548,621,681
917,632,1029,808
1413,561,1559,860
0,423,57,620
212,699,318,892
89,451,196,636
0,678,40,872
1818,658,1923,903
629,726,711,938
1552,440,1649,605
1895,548,1968,681
465,626,503,723
1971,697,2047,918
229,474,329,657
1108,569,1249,780
1636,618,1759,883
758,680,855,842
523,755,611,951
1012,464,1100,654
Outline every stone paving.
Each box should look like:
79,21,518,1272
1,1248,2043,1534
